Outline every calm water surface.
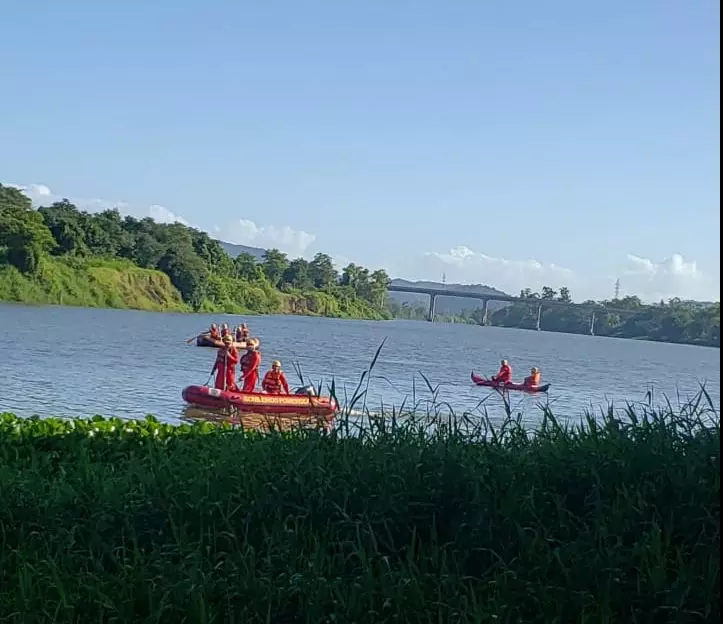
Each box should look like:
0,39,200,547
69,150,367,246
0,304,719,425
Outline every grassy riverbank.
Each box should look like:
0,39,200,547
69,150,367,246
0,396,719,623
0,256,188,312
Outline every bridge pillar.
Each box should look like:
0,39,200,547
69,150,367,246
536,303,542,331
590,310,596,336
481,299,489,325
427,293,437,322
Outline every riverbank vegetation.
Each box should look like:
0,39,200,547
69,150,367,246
0,183,391,318
392,286,720,348
0,393,718,622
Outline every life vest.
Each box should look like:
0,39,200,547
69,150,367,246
216,347,236,366
209,329,220,340
241,351,259,373
524,372,541,386
263,370,284,393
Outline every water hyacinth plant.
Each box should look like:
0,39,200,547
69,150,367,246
0,350,719,622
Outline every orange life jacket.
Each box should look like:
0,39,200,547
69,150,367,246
524,372,541,386
262,370,285,393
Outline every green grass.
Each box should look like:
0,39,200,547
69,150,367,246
0,388,719,623
0,256,188,312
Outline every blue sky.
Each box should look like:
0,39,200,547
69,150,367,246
1,0,719,302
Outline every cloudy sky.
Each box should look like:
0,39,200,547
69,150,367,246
1,1,719,303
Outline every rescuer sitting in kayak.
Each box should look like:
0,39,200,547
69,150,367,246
234,323,250,343
220,323,231,339
239,340,262,392
262,360,291,394
491,359,513,384
212,334,239,391
523,367,541,387
205,324,220,340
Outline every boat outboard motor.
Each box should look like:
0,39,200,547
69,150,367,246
294,385,317,397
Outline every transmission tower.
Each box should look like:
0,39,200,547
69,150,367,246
442,272,447,286
614,278,620,300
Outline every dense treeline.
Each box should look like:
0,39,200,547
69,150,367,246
0,184,391,318
455,286,720,348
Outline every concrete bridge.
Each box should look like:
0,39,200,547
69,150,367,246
387,284,633,335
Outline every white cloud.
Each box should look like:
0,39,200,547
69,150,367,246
406,245,575,297
621,253,716,302
216,219,316,257
393,245,718,303
148,204,189,226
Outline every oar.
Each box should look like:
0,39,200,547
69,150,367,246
186,335,199,344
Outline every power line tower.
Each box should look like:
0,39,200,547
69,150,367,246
442,272,447,286
614,278,620,300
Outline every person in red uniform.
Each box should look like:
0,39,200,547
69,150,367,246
261,360,291,394
239,340,261,393
492,359,512,384
212,334,239,391
207,324,220,341
523,367,541,387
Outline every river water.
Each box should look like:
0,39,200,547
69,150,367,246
0,303,719,425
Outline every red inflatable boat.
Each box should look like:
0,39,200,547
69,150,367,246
182,385,339,417
471,372,550,393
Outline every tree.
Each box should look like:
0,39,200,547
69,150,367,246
38,200,88,256
132,232,165,269
157,247,208,307
261,249,289,287
282,258,314,290
234,252,262,281
309,253,338,289
540,286,557,300
558,286,572,303
0,184,56,273
370,269,391,308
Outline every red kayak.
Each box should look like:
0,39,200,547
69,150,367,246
182,385,339,417
471,372,550,393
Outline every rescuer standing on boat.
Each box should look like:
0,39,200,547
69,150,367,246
262,360,291,394
240,340,262,392
212,334,239,391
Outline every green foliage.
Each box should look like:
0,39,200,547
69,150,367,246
0,185,56,274
0,183,390,319
0,396,718,622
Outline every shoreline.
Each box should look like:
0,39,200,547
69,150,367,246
1,298,719,349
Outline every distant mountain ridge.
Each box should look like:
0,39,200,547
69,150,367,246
388,279,512,315
218,241,266,261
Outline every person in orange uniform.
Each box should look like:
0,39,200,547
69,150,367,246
523,367,541,387
262,360,291,395
234,323,250,343
212,334,239,391
240,340,262,393
492,359,512,384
